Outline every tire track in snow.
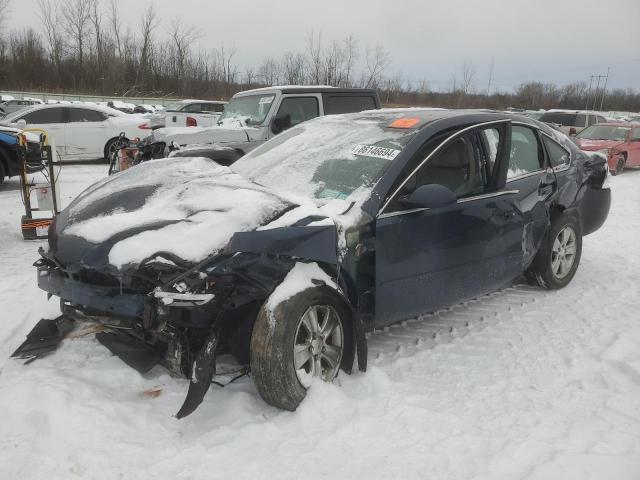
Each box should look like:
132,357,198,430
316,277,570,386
367,283,549,365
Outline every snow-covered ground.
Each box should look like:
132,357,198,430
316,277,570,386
1,165,639,480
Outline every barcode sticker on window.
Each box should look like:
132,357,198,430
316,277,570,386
351,144,401,161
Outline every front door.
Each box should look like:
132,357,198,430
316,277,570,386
64,107,108,159
375,123,524,325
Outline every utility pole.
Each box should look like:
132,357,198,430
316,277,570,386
587,72,609,111
599,67,610,111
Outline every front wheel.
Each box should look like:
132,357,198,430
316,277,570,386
250,286,350,411
526,215,582,289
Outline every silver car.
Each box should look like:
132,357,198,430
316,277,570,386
0,99,44,117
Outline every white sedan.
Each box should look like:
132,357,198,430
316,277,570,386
0,104,151,161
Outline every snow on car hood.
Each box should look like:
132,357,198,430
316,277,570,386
60,157,293,269
149,125,249,146
576,139,624,151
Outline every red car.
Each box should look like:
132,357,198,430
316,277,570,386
575,122,640,175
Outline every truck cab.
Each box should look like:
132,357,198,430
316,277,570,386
143,86,380,163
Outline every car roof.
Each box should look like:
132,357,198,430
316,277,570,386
328,108,542,131
177,99,227,104
3,102,124,120
592,122,640,127
234,85,378,97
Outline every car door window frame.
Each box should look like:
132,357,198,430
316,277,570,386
378,119,518,218
274,94,322,128
505,123,546,183
539,130,572,173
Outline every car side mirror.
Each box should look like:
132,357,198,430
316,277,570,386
16,119,27,128
271,114,291,135
399,184,457,209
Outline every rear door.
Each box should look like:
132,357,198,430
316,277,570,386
375,121,524,325
505,125,557,266
65,107,109,159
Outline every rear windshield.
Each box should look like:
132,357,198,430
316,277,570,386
539,112,578,126
576,125,630,141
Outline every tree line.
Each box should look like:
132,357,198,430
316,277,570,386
0,0,639,112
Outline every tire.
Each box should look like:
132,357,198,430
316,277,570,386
250,286,351,411
104,137,126,161
526,214,582,290
0,159,5,185
614,157,625,175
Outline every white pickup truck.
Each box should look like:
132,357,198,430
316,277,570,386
150,100,227,129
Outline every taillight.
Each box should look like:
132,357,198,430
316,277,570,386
186,116,197,127
138,123,151,130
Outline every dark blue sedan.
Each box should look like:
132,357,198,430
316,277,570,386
28,109,610,416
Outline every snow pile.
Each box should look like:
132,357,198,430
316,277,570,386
64,157,289,268
1,165,640,480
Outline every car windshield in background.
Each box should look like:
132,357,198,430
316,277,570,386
577,125,630,141
539,112,578,125
217,94,275,126
231,115,417,201
163,102,188,112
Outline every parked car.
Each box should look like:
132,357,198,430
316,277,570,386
575,122,640,174
0,125,44,184
141,86,381,162
148,99,227,129
26,109,610,417
539,110,608,136
0,104,152,161
0,98,44,116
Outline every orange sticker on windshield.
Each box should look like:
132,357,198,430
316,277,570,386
389,117,420,129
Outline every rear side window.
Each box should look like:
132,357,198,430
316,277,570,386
508,126,543,179
69,108,107,122
543,136,570,168
323,95,376,115
20,108,64,124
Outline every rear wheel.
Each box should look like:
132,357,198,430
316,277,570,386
250,286,349,411
526,214,582,289
104,137,126,161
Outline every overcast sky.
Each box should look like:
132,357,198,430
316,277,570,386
7,0,640,92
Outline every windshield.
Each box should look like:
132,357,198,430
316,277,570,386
231,115,417,202
217,94,275,126
577,125,630,141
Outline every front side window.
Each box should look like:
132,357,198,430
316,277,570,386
543,136,570,168
508,126,542,179
275,97,320,127
20,108,64,124
631,129,640,141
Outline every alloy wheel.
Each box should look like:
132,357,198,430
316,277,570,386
551,226,577,280
293,304,344,388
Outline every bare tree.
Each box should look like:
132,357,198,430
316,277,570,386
363,45,390,88
281,51,306,85
306,30,323,84
258,57,280,86
0,0,10,30
61,0,92,88
37,0,65,85
135,4,158,87
461,60,476,94
217,44,238,97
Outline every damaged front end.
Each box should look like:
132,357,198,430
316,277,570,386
27,248,297,418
